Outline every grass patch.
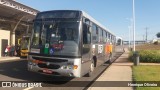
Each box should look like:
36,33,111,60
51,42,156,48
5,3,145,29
133,66,160,90
129,44,160,63
135,44,160,51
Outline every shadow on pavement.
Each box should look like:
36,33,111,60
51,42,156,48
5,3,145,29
0,50,124,88
0,60,73,85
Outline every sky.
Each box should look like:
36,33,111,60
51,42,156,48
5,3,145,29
16,0,160,41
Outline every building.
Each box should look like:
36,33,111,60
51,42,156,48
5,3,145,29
0,0,39,57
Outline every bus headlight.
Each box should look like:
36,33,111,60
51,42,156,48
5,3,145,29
61,65,78,70
61,66,67,69
68,66,73,69
61,65,72,69
62,66,71,69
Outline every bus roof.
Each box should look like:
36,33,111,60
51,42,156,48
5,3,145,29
81,10,115,36
37,10,115,36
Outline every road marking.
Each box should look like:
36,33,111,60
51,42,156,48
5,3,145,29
23,87,34,90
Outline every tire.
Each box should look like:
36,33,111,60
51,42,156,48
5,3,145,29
108,59,111,64
108,53,112,64
86,61,94,77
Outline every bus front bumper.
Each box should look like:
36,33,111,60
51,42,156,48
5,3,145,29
27,58,81,77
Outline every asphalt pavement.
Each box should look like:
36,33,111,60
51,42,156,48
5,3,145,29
0,46,125,90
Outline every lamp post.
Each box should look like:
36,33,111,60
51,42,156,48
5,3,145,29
126,18,133,50
132,0,140,66
145,27,149,43
132,0,136,51
128,26,131,49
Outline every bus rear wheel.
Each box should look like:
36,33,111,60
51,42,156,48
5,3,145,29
86,60,94,77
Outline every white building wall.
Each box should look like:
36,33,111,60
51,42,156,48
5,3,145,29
0,30,10,57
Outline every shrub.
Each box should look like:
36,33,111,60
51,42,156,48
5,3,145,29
129,50,160,63
153,41,158,45
128,51,134,61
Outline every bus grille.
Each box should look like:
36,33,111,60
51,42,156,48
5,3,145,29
32,57,68,63
38,63,60,69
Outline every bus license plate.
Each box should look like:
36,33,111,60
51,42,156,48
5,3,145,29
43,69,52,74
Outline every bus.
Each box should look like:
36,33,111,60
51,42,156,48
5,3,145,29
28,10,116,77
20,35,30,57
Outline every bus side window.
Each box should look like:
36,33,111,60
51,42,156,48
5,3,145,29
99,28,103,43
106,32,108,42
92,23,98,44
83,23,91,44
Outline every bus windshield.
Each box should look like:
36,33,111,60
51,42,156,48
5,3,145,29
31,20,80,56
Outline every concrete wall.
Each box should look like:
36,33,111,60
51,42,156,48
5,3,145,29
0,30,10,57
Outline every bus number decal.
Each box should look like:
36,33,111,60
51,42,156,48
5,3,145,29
98,45,103,54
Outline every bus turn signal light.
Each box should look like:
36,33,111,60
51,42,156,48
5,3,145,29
73,65,78,70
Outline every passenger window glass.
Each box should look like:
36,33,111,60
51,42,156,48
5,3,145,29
92,24,98,43
103,30,106,43
99,28,103,42
83,23,91,44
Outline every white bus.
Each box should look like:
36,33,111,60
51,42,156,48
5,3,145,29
28,10,116,77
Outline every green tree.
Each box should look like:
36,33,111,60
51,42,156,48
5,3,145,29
156,32,160,38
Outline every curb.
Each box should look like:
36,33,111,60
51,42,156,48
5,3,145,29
0,57,20,61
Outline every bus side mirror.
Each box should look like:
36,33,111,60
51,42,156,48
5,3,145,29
87,25,91,33
84,18,90,26
84,24,91,33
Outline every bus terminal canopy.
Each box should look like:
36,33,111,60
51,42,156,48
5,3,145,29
0,0,39,29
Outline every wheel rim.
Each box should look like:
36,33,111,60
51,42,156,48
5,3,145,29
90,62,94,72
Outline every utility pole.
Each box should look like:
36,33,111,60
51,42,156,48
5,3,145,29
132,0,136,51
145,27,149,43
128,26,131,49
126,18,133,49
